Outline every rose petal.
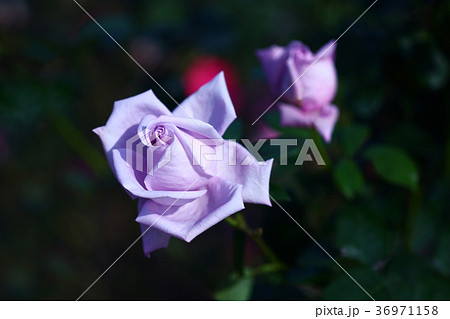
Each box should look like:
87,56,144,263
143,129,210,192
300,54,337,106
279,53,303,103
136,177,244,244
313,104,339,143
211,140,273,206
315,40,336,60
94,89,171,161
251,122,281,140
256,45,287,93
286,41,315,61
170,126,217,177
139,115,223,141
172,72,236,136
140,224,171,258
279,103,338,142
111,148,207,203
257,40,338,106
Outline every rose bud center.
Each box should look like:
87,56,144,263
140,124,174,147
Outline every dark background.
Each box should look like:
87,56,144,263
0,0,449,300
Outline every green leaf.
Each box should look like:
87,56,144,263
323,267,389,300
215,272,254,301
340,124,370,156
386,252,450,300
334,159,364,198
264,111,281,130
364,145,419,190
336,208,395,265
269,183,291,202
222,119,243,140
407,208,437,254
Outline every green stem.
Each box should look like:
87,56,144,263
225,213,285,269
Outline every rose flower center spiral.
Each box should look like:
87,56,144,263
140,124,174,147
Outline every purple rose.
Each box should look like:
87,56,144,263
94,72,273,257
257,40,339,142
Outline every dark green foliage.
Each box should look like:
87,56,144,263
0,0,449,300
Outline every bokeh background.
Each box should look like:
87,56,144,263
1,0,449,300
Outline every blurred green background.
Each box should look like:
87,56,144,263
1,0,449,300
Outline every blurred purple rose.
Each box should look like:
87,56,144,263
94,72,273,257
257,40,339,142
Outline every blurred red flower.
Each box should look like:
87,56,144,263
182,56,243,114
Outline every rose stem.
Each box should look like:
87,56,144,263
225,213,286,270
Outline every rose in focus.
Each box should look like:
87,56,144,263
94,72,273,256
257,40,339,142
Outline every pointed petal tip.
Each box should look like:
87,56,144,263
317,40,337,60
174,69,236,135
92,126,103,136
314,104,339,143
